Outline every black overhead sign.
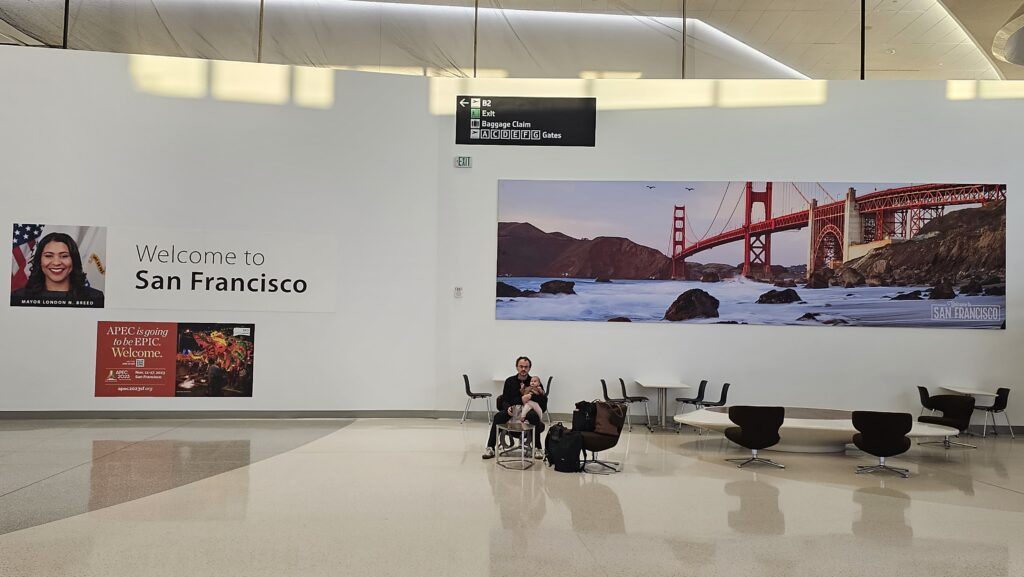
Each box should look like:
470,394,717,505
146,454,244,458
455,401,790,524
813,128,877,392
455,96,596,147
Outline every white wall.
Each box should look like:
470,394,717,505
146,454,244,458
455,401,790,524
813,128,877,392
433,80,1023,422
0,47,440,411
1,46,1021,424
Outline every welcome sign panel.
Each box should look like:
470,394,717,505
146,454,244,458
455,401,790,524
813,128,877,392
105,226,336,312
496,180,1006,329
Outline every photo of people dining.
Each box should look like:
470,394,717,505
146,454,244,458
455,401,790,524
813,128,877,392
174,323,255,397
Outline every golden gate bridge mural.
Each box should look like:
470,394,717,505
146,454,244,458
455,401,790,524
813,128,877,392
496,179,1006,328
671,182,1006,280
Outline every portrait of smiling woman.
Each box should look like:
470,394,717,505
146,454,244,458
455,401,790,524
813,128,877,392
11,229,106,308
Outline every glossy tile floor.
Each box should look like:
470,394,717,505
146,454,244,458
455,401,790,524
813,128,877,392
0,418,1022,577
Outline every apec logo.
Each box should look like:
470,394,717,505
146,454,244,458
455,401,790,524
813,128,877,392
106,369,131,382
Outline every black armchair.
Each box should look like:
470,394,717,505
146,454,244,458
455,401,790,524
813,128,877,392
852,411,913,478
724,406,785,468
918,395,976,449
580,402,626,474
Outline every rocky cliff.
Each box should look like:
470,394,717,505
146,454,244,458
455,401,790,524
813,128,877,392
497,222,672,279
848,201,1005,285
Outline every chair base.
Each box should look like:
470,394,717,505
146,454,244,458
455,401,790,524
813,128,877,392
582,458,621,474
918,436,976,449
726,456,785,469
856,464,909,478
582,449,620,474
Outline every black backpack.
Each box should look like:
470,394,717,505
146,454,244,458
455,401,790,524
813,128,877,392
544,423,583,473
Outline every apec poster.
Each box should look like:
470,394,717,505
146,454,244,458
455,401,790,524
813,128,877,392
497,180,1006,329
96,321,256,397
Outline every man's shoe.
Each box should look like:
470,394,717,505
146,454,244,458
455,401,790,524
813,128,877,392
533,449,544,459
482,447,495,459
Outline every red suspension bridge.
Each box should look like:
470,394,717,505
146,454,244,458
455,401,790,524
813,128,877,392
670,182,1006,280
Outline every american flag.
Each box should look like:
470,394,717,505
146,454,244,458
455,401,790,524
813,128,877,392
11,224,44,291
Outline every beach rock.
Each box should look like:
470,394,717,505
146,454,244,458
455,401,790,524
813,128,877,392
836,266,866,287
539,280,576,295
716,321,740,324
866,276,885,287
822,319,849,325
607,316,631,322
774,279,797,288
756,288,802,304
928,279,956,300
594,278,612,283
959,279,983,296
981,276,1002,286
700,271,721,283
497,282,525,298
664,289,720,321
797,312,820,321
805,270,830,289
984,284,1006,296
891,290,923,301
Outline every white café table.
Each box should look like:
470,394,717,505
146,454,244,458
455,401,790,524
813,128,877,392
635,381,692,431
940,386,998,398
675,407,960,453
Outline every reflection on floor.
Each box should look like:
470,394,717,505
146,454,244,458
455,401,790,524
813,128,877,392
0,419,349,535
0,418,1022,577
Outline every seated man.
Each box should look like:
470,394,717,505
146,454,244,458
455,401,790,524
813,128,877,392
482,356,547,460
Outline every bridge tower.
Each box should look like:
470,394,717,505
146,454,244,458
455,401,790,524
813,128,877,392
741,182,773,279
670,206,686,279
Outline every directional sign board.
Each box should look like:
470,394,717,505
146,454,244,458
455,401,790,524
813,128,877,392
456,96,596,147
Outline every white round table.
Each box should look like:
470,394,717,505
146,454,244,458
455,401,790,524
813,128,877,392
674,407,960,453
634,381,692,431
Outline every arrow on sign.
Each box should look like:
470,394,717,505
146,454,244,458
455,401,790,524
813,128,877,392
459,98,467,107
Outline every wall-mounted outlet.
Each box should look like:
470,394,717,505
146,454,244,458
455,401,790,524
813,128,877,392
454,286,463,298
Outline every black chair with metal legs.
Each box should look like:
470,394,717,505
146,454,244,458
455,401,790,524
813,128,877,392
676,379,708,412
702,382,731,409
918,395,976,449
852,411,913,478
976,388,1013,438
724,406,786,469
600,379,632,430
619,378,652,431
461,374,493,424
917,386,938,416
674,379,708,433
543,376,553,425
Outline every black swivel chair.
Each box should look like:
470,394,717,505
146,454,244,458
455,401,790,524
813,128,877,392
461,374,493,424
918,395,976,449
724,406,786,468
702,382,731,409
600,379,632,429
619,378,652,431
917,386,938,416
976,388,1014,438
852,411,913,478
580,403,626,474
